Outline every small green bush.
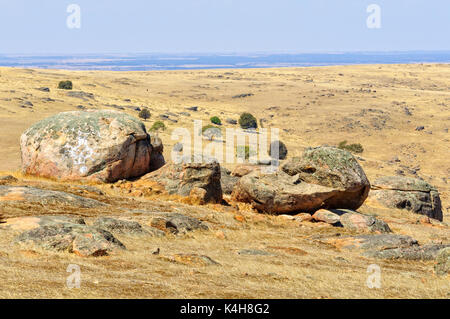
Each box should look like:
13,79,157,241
338,140,364,154
210,116,222,125
202,125,222,140
236,145,257,160
239,112,257,129
58,80,73,90
150,121,166,132
138,108,151,120
269,140,288,160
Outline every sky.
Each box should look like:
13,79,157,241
0,0,449,54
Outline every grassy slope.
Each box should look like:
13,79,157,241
0,64,448,298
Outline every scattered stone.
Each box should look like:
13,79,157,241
164,253,219,266
338,210,391,233
179,112,191,117
66,91,94,101
0,186,104,208
0,175,18,185
226,118,237,125
238,249,275,256
327,234,418,252
369,176,443,221
15,222,125,257
415,126,425,131
92,217,146,234
365,244,450,260
231,164,262,177
21,110,161,182
37,87,50,92
312,209,341,225
434,247,450,276
143,157,222,204
150,213,208,233
185,106,198,112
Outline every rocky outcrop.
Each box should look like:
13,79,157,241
368,176,443,221
14,216,125,257
143,157,222,204
281,146,370,210
20,110,163,182
0,186,104,208
232,147,370,214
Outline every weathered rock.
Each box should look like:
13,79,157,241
281,146,370,210
150,213,208,233
327,234,418,252
93,217,145,234
220,167,239,195
339,210,391,233
238,249,276,256
369,176,443,221
435,247,450,276
149,136,165,171
365,244,450,260
0,175,18,185
312,209,341,225
15,222,125,257
232,170,344,214
162,253,219,266
0,186,104,208
20,110,162,182
2,215,85,231
231,164,262,177
269,140,288,160
143,157,222,203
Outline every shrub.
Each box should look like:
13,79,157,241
338,140,364,154
150,121,166,132
202,125,222,140
58,80,73,90
236,145,257,160
138,108,151,120
210,116,222,125
239,112,257,129
269,140,288,160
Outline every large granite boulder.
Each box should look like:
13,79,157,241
142,157,223,204
20,110,163,182
368,176,443,221
232,146,370,214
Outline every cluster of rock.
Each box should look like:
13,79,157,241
3,212,209,257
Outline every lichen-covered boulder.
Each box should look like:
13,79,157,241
281,146,370,210
142,157,223,204
232,146,370,214
435,247,450,276
20,110,163,182
368,176,443,221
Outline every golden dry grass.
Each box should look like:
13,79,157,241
0,64,449,298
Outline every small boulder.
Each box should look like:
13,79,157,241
369,176,443,221
92,217,145,234
15,222,125,257
339,210,391,233
220,167,239,195
150,213,208,233
143,157,222,204
312,209,341,225
435,247,450,276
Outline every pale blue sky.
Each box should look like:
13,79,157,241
0,0,449,54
